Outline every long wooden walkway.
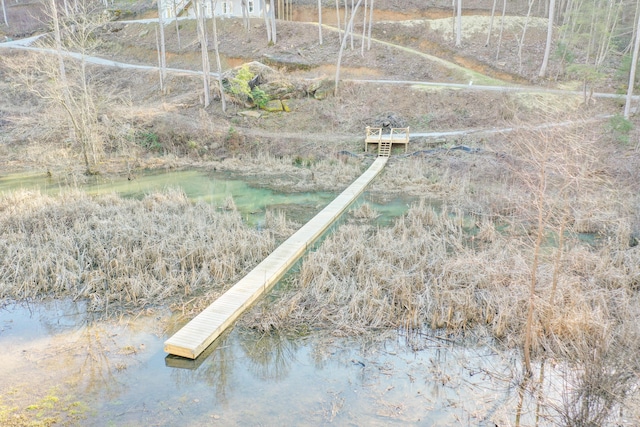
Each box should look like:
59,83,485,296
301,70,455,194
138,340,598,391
165,156,390,359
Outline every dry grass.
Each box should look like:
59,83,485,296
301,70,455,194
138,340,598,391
246,199,640,363
244,120,640,377
239,118,640,423
0,189,278,316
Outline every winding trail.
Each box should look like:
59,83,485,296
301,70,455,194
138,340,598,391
1,22,635,102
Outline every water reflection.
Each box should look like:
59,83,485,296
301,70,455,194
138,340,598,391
5,300,635,425
239,330,300,381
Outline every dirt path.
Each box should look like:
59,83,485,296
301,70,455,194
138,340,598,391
0,33,629,102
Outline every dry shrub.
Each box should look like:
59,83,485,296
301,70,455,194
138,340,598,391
0,189,277,316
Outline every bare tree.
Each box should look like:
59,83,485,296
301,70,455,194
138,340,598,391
517,0,536,73
360,0,367,56
367,0,373,50
455,0,462,47
50,0,68,81
157,0,167,93
334,0,363,96
495,0,506,61
263,0,272,42
32,0,113,172
173,0,181,49
335,0,341,39
539,0,556,78
241,0,249,31
269,0,277,43
194,0,211,107
625,2,640,118
506,123,603,377
485,0,497,46
1,0,8,26
318,0,323,44
349,0,353,50
210,0,226,112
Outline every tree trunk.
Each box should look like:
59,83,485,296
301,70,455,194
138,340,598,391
485,0,497,47
360,0,367,56
539,0,556,78
1,0,8,26
455,0,462,47
518,0,535,73
195,0,211,107
157,0,167,94
367,0,373,50
625,3,640,118
210,0,226,113
318,0,323,44
173,0,181,50
241,0,249,32
270,0,277,43
155,26,164,94
264,0,272,42
50,0,67,82
349,0,355,50
495,0,506,61
626,0,640,55
594,0,622,69
334,0,363,97
335,0,341,40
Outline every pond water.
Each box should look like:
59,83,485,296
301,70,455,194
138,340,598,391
0,301,553,426
0,169,578,425
0,169,412,228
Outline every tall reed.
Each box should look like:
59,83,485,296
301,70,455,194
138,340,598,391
0,189,277,316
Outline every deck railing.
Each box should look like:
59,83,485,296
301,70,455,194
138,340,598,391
364,126,410,153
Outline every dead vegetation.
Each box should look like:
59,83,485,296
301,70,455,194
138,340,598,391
240,120,640,423
2,2,640,423
0,189,279,315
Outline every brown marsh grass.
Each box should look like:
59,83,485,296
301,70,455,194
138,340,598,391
0,189,277,316
243,120,640,423
246,123,640,351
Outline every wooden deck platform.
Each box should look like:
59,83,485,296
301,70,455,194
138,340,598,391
164,157,389,359
364,127,410,155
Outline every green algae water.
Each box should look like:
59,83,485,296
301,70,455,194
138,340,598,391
0,169,413,227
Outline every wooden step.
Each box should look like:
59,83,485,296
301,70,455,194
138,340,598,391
378,141,392,157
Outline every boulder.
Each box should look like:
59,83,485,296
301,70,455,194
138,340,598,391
307,78,335,100
239,110,262,118
261,100,284,112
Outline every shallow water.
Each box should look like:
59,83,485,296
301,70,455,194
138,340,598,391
0,302,558,426
1,170,610,425
0,169,412,228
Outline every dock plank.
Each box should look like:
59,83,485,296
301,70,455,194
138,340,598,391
164,157,389,359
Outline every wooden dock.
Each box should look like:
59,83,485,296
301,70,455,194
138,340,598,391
164,156,390,359
364,126,410,155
